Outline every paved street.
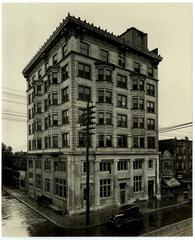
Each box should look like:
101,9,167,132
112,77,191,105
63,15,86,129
2,187,192,237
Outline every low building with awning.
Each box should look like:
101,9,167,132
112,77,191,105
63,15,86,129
163,177,181,188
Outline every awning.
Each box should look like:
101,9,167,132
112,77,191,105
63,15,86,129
163,177,181,187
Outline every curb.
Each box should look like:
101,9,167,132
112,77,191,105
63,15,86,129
4,188,105,230
142,201,189,214
141,218,192,236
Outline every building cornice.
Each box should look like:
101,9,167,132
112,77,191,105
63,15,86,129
22,13,162,78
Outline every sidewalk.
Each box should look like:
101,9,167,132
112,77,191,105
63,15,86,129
3,186,191,229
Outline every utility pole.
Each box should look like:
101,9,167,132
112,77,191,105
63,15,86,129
80,100,95,225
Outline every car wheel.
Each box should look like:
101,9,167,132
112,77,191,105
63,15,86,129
115,219,122,228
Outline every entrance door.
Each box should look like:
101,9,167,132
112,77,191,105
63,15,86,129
120,183,126,204
148,180,154,198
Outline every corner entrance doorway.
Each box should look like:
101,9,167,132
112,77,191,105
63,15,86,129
119,183,126,204
148,180,154,198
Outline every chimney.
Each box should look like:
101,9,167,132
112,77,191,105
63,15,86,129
120,27,148,50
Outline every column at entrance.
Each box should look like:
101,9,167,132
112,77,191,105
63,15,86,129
144,157,148,200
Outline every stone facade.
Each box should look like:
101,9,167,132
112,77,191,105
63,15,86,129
23,14,162,214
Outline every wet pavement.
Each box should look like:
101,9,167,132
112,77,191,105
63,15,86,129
2,190,192,237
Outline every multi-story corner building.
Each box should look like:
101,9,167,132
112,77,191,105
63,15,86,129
23,14,162,215
159,137,192,192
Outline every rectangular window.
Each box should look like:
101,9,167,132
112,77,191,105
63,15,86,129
61,65,69,82
37,102,42,113
100,161,111,172
37,120,42,131
139,98,144,109
133,79,138,90
100,49,109,62
35,174,42,189
117,135,127,148
148,137,155,148
37,138,42,149
54,161,66,172
52,72,58,84
133,136,145,148
139,80,144,91
52,114,58,126
133,117,138,128
147,101,155,113
98,90,104,102
44,159,51,171
28,140,32,150
117,114,127,127
79,86,91,101
80,41,89,56
140,118,144,128
45,178,50,192
118,160,128,171
44,81,48,93
133,159,143,169
52,93,58,105
53,54,58,65
29,159,33,168
100,179,111,198
147,66,153,78
148,159,153,168
45,136,51,149
98,135,104,147
78,63,91,79
79,132,91,147
62,133,69,147
106,135,112,147
37,85,42,95
147,84,155,96
33,159,40,173
55,178,66,198
38,69,42,79
105,91,112,103
147,119,155,130
83,162,86,173
117,94,127,108
134,62,140,73
98,112,104,124
118,53,125,67
105,69,111,81
98,69,104,81
62,43,67,57
105,112,112,125
133,98,138,109
117,75,127,89
45,60,49,70
62,87,69,103
52,135,58,148
29,124,31,135
78,108,85,123
133,176,142,192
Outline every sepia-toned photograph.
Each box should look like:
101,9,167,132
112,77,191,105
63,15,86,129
1,2,193,237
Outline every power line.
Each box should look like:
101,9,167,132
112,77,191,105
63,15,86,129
2,98,27,105
3,87,26,95
2,112,27,118
159,124,192,133
159,122,192,131
2,90,26,98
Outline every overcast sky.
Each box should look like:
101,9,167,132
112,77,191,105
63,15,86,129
2,2,192,152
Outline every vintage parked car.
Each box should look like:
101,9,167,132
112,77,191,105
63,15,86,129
106,206,142,228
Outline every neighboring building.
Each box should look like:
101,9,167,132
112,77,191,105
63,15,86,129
159,137,192,193
22,14,162,215
12,151,27,171
159,150,181,195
